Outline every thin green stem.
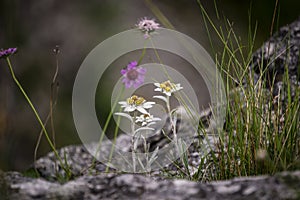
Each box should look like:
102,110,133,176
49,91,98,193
34,111,52,176
105,106,122,173
138,41,148,65
33,50,60,176
131,120,137,173
50,51,59,150
5,57,67,174
91,86,125,170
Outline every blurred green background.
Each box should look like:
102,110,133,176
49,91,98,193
0,0,299,171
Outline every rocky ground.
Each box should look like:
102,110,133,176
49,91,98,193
1,170,300,200
1,17,300,200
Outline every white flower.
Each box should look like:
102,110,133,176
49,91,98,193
137,17,160,38
154,80,183,96
135,113,161,126
119,95,155,114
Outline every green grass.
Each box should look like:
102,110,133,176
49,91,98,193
198,0,299,181
215,3,297,182
148,0,300,181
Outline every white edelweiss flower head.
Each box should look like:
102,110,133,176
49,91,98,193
154,80,183,96
118,95,155,114
135,113,161,126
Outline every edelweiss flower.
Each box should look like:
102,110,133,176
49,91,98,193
121,61,146,89
137,17,160,38
119,95,155,114
154,80,183,96
0,48,17,59
135,113,161,126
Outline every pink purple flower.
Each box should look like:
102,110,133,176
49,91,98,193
137,17,160,38
0,48,17,59
121,61,146,88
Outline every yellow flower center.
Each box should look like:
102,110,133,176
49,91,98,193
159,80,174,92
160,83,166,89
164,81,172,88
127,98,134,105
127,95,145,106
135,97,145,105
131,95,138,101
165,86,171,92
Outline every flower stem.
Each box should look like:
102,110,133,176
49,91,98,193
131,112,137,172
166,95,177,140
105,106,122,173
91,86,125,171
5,58,68,176
138,41,148,65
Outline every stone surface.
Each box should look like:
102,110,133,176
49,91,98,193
1,16,300,200
251,16,300,98
1,170,300,200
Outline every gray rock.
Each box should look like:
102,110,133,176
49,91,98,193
1,170,300,200
251,16,300,98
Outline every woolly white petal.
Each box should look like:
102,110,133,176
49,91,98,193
165,91,172,96
147,122,157,126
142,122,147,126
135,127,154,133
154,83,161,87
175,84,183,90
114,112,133,123
137,107,148,114
124,107,135,112
143,102,155,109
118,101,127,106
152,117,161,121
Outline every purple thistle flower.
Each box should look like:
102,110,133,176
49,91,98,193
137,17,160,39
121,61,146,89
0,48,17,59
